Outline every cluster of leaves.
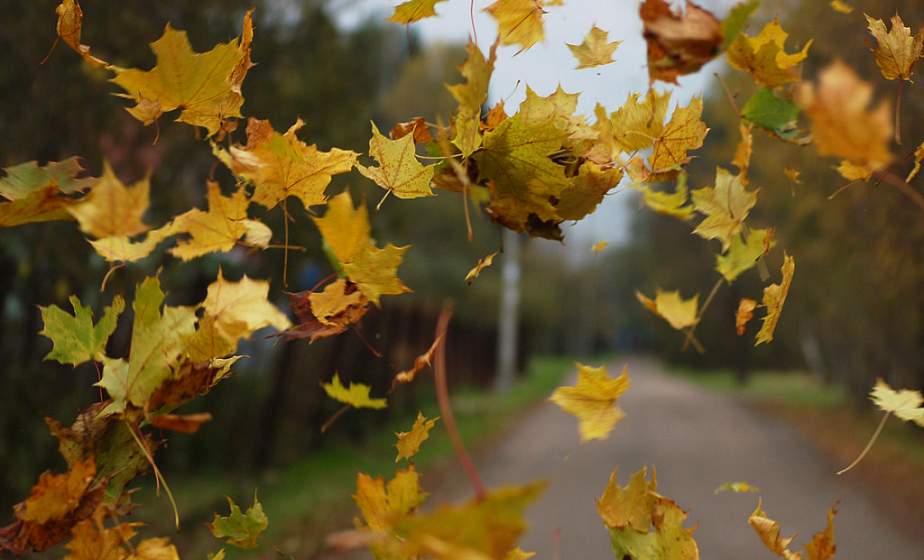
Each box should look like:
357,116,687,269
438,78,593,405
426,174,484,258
2,0,924,558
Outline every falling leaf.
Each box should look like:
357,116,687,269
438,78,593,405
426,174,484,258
484,0,548,52
568,25,621,69
209,495,268,549
716,228,774,282
390,117,434,144
755,254,795,345
149,412,213,434
64,510,141,560
727,20,812,87
549,363,630,441
636,173,695,220
741,87,802,141
784,167,802,184
389,0,448,24
721,0,761,51
735,298,758,335
354,466,427,533
55,0,108,67
796,60,893,174
639,0,722,84
395,413,439,462
732,123,753,181
357,122,435,199
281,283,369,343
110,11,254,136
217,118,357,210
692,167,758,251
649,97,708,175
67,163,149,238
865,13,923,81
342,244,412,305
597,467,657,532
636,289,699,330
0,158,93,228
870,379,924,426
393,335,443,387
505,549,536,560
199,271,291,352
448,40,498,157
39,296,124,367
17,459,96,525
905,142,924,182
715,481,760,494
830,0,852,14
311,191,371,265
749,501,837,560
323,373,387,409
308,279,368,327
609,89,672,152
465,252,498,284
592,241,608,253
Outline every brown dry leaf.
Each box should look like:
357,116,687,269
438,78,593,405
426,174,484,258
749,501,837,560
465,252,498,284
784,167,802,184
390,117,433,144
735,298,758,335
393,335,443,387
149,412,213,434
17,459,96,525
639,0,722,84
797,60,893,175
55,0,108,68
865,13,924,81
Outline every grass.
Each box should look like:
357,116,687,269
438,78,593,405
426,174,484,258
669,366,924,535
137,355,575,558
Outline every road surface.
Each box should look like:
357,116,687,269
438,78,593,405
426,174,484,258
428,358,921,559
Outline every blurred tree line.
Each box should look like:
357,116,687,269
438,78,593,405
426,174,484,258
0,0,581,508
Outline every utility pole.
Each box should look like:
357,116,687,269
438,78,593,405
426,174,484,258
495,228,521,392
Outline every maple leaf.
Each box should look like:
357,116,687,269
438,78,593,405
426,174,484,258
149,412,213,434
311,191,371,265
68,163,150,239
755,254,795,346
602,467,699,560
393,335,443,387
609,89,671,153
17,458,96,525
448,40,498,157
714,481,760,494
727,20,812,87
549,363,630,442
395,412,439,462
170,182,270,260
732,123,753,181
639,0,722,84
484,0,548,52
555,162,623,222
39,295,124,367
343,244,413,305
110,10,254,137
720,0,761,50
597,467,657,532
216,118,357,210
785,167,802,184
637,179,695,221
209,495,268,549
797,60,892,176
390,117,434,144
749,501,837,560
0,158,93,228
465,252,498,284
716,228,774,282
865,13,924,81
55,0,108,68
649,97,708,175
735,298,758,336
692,167,758,251
308,279,368,327
323,373,387,409
568,25,621,69
870,379,924,426
279,284,369,344
389,0,448,24
98,276,197,415
741,87,802,141
357,122,435,199
199,270,291,352
830,1,853,14
355,466,427,534
636,289,699,330
64,511,140,560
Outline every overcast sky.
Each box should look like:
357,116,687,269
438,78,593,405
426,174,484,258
335,0,742,250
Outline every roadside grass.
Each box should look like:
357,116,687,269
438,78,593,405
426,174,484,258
137,355,575,558
670,366,924,535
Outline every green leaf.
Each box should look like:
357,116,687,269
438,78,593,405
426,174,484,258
721,0,761,51
39,295,125,366
209,495,269,549
741,88,800,139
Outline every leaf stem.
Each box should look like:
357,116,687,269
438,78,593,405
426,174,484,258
682,277,723,351
837,410,891,475
125,420,180,528
895,80,904,146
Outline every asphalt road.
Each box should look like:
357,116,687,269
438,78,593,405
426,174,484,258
428,358,922,559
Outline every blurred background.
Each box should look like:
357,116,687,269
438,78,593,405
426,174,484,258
1,0,923,557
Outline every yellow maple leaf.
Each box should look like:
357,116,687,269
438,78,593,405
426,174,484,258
65,510,141,560
735,298,758,336
17,458,96,524
342,243,412,306
716,228,774,282
448,41,498,157
323,373,386,409
357,123,435,199
636,289,699,330
636,173,694,220
110,10,254,137
649,97,708,175
395,412,439,462
55,0,108,68
217,118,357,210
727,20,812,87
597,467,657,532
389,0,448,24
66,163,149,238
755,254,795,346
484,0,548,52
692,168,758,251
465,252,498,284
865,13,924,81
797,60,892,174
308,279,367,327
870,379,924,426
549,363,630,442
610,89,671,152
201,270,291,350
568,25,621,69
311,191,371,265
